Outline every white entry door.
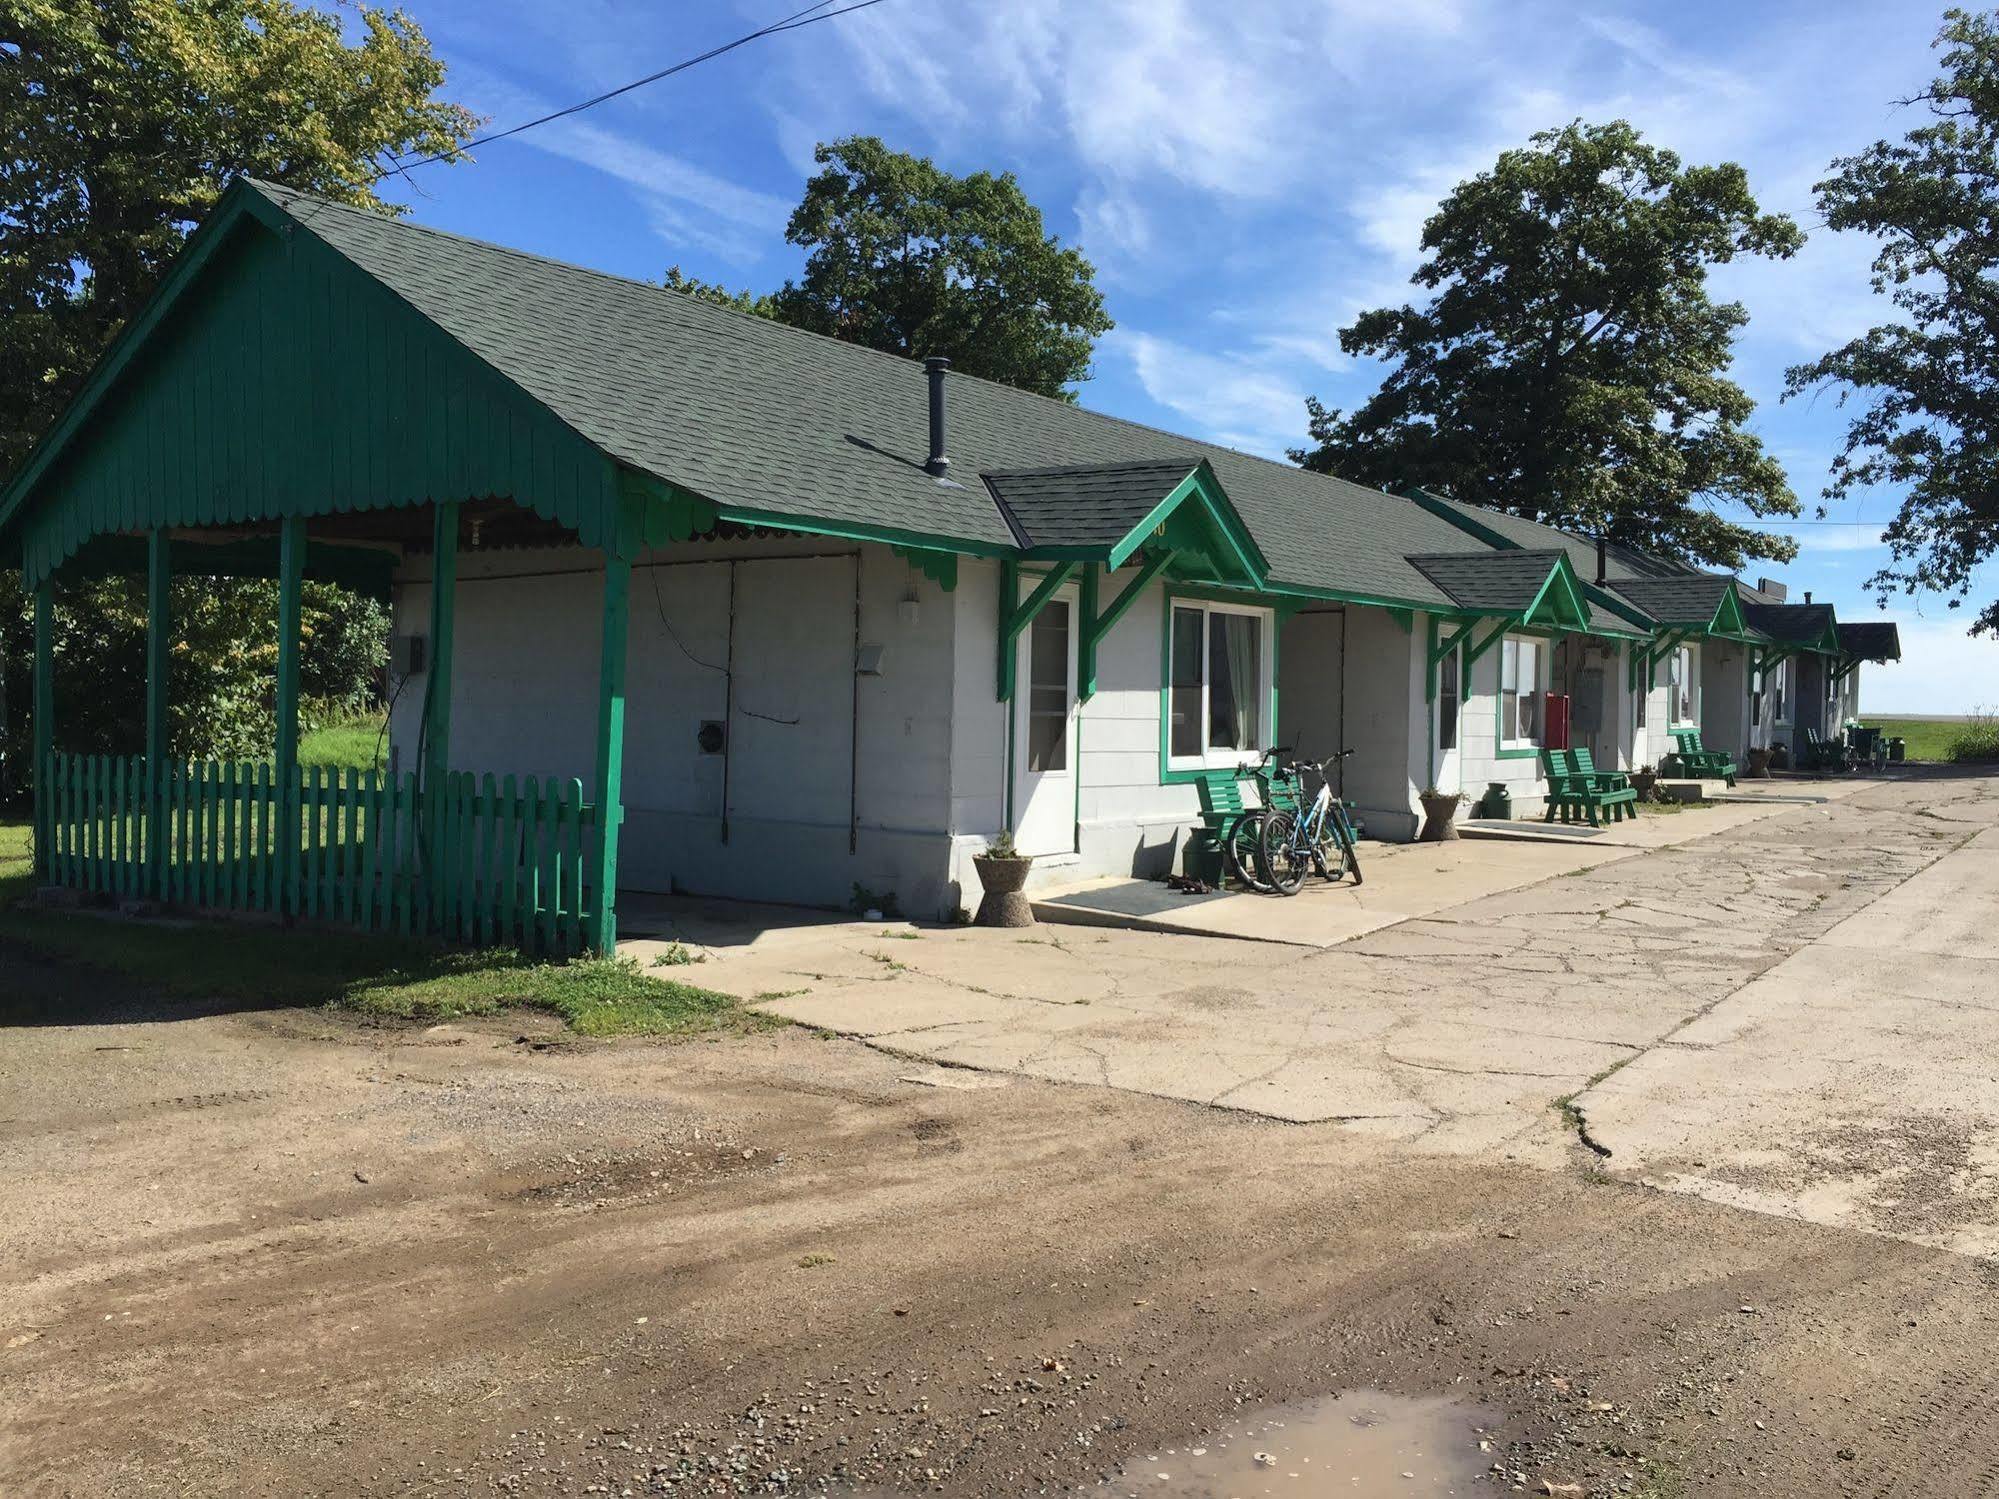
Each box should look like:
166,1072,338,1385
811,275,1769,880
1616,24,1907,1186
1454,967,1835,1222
1011,587,1078,857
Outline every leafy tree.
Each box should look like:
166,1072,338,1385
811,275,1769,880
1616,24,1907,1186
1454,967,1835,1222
1295,120,1805,570
0,0,472,799
1784,8,1999,633
660,266,778,319
662,137,1113,398
2,0,476,471
1,574,388,801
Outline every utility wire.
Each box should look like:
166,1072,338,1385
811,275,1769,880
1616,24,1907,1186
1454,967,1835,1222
387,0,890,174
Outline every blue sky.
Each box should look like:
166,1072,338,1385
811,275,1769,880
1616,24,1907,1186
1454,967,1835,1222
377,0,1996,713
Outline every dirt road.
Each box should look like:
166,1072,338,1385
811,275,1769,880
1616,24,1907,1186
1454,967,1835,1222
6,775,1999,1498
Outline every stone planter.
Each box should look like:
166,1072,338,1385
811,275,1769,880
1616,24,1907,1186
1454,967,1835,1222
1769,743,1791,772
972,853,1036,927
1629,770,1659,803
1746,746,1772,779
1417,792,1464,842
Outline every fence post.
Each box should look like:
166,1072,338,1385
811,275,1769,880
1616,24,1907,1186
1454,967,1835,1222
274,516,305,914
32,577,53,882
588,550,630,956
145,530,171,898
421,501,459,928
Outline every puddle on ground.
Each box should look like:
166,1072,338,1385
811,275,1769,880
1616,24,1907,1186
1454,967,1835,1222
844,1389,1494,1498
1099,1389,1494,1497
1103,1399,1495,1499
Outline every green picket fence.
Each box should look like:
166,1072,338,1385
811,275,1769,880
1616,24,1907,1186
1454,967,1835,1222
39,755,598,957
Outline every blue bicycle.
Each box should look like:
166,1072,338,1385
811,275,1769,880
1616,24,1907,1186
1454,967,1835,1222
1256,751,1363,894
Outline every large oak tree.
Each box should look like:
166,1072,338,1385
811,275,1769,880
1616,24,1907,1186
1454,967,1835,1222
1785,7,1999,633
1296,120,1804,570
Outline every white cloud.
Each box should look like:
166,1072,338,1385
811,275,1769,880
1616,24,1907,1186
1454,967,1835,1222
1106,328,1309,458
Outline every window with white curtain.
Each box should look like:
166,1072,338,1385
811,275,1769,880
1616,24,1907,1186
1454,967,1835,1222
1500,635,1543,747
1167,601,1271,767
1437,644,1461,752
1672,644,1697,724
1771,657,1790,725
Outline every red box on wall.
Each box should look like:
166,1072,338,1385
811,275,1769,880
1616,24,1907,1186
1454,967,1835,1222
1543,692,1571,750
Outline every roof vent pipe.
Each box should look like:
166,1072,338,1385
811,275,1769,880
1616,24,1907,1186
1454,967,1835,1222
923,357,951,478
1595,532,1608,587
1804,590,1813,603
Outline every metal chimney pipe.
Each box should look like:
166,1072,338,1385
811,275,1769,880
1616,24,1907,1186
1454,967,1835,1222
1804,590,1813,603
923,357,951,478
1595,532,1608,587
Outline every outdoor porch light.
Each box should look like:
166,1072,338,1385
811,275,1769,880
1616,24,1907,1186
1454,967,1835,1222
899,585,921,627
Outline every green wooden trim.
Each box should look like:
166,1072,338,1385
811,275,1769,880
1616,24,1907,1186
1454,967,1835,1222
273,517,305,912
589,552,631,954
32,577,53,881
1078,549,1175,700
997,561,1077,701
145,531,171,897
1522,555,1593,631
891,544,959,592
1710,588,1749,637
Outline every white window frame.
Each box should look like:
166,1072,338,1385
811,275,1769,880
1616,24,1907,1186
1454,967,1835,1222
1670,644,1698,726
1165,598,1276,772
1499,633,1546,751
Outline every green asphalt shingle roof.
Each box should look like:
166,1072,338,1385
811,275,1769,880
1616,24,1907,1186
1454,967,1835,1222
981,461,1196,550
1405,550,1570,613
1742,600,1837,645
242,182,1492,611
1610,575,1740,628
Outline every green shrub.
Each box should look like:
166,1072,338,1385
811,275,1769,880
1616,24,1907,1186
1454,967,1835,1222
1947,712,1999,763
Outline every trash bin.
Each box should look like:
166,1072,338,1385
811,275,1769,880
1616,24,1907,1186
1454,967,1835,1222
1480,781,1513,820
1888,737,1906,763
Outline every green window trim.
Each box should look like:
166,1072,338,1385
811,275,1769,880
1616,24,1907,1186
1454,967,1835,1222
1157,587,1280,786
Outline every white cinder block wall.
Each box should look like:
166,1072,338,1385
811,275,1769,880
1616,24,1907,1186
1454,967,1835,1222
1336,606,1423,840
390,538,965,919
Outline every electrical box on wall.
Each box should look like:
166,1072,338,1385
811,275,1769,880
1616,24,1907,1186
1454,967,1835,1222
696,720,727,755
390,634,426,677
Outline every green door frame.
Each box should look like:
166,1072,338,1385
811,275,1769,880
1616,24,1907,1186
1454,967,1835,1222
589,551,631,954
996,560,1079,700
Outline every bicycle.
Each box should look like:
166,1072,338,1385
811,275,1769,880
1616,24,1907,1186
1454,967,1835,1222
1221,746,1294,893
1256,751,1363,895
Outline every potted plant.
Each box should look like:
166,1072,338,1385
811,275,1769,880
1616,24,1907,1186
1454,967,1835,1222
1417,786,1467,841
1629,764,1659,802
971,829,1036,927
1746,745,1772,779
1769,742,1792,772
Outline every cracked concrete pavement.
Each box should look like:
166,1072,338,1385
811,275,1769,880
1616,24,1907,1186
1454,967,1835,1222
675,771,1999,1248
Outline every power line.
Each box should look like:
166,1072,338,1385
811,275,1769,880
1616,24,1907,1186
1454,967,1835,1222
386,0,890,174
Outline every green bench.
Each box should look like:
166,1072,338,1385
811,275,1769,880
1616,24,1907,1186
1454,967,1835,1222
1184,768,1249,882
1541,747,1639,825
1669,729,1738,787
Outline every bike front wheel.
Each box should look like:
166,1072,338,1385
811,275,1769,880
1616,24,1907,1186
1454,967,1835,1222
1224,810,1273,892
1256,809,1310,895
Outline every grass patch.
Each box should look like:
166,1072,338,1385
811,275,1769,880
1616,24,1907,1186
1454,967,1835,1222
0,822,772,1040
299,711,389,773
1869,714,1999,763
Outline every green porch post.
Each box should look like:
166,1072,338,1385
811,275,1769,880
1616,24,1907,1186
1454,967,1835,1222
274,517,305,912
589,551,631,955
421,502,459,906
31,576,53,882
145,530,171,898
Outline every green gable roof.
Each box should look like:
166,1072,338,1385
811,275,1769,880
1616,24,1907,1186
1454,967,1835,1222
1405,549,1590,628
0,180,1496,611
